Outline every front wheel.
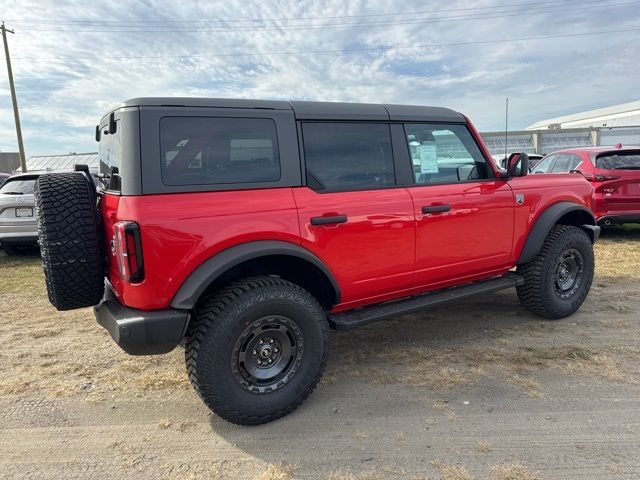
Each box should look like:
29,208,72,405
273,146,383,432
185,276,329,425
517,225,594,319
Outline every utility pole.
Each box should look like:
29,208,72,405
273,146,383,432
1,22,27,173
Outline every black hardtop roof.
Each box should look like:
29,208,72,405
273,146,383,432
117,97,466,123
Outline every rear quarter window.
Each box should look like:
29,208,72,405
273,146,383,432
99,118,122,191
160,117,281,186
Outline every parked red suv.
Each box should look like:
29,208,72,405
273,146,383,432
35,98,599,425
531,145,640,225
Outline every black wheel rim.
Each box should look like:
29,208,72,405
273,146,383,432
554,248,584,299
231,315,304,394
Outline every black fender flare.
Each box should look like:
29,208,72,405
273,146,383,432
170,240,340,310
517,202,598,265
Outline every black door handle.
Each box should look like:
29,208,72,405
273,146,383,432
310,215,348,226
422,204,451,214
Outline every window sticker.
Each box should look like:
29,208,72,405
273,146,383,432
419,143,439,174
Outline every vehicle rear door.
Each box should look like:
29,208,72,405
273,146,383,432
400,123,515,289
593,149,640,207
293,122,415,309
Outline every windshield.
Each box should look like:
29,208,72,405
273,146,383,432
595,152,640,170
0,178,37,195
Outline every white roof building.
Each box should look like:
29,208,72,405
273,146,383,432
526,100,640,130
24,152,98,173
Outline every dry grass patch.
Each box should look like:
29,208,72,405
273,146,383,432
254,463,296,480
157,418,173,429
595,225,640,279
477,441,493,453
326,469,395,480
136,370,191,391
431,461,473,480
489,463,538,480
405,366,471,390
508,375,542,398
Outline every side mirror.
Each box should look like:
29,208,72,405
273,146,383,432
507,152,529,177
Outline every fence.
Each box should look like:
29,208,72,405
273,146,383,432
480,126,640,155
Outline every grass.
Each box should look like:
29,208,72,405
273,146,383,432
477,442,493,453
488,464,539,480
595,225,640,278
0,250,192,402
431,461,474,480
254,463,296,480
1,231,639,405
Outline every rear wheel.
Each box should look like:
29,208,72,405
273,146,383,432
516,225,594,319
185,276,329,425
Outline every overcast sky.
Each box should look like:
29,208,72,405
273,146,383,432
1,0,639,156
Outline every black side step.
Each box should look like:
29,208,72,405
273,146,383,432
329,272,524,331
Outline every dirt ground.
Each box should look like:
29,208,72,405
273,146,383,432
1,226,639,480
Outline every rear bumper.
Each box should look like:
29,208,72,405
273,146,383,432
597,213,640,226
0,223,38,243
93,288,190,355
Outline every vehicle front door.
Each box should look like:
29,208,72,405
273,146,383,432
401,123,515,289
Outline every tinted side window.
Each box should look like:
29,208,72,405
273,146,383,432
569,154,583,171
404,124,492,185
550,154,572,173
532,154,555,173
302,123,395,191
160,117,280,186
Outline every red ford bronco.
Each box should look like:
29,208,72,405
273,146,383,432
35,98,599,425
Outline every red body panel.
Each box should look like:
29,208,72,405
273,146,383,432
100,119,597,315
293,187,416,311
100,188,300,310
409,180,515,288
508,173,594,255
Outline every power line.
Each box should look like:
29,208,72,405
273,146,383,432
7,0,576,25
15,0,638,33
13,27,640,61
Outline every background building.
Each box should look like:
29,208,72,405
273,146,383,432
0,152,20,173
526,100,640,130
24,152,98,173
481,100,640,156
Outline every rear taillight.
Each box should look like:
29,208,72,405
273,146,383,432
113,221,144,283
582,173,620,182
594,174,620,182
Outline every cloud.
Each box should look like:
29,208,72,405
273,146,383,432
1,0,639,155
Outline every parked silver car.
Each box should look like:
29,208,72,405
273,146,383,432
0,173,40,255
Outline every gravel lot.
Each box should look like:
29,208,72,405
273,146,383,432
1,226,639,480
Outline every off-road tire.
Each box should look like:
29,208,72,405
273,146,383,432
185,276,329,425
516,225,594,319
34,173,104,310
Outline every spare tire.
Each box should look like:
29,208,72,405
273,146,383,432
34,172,105,311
